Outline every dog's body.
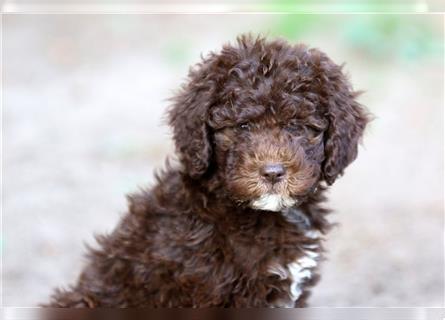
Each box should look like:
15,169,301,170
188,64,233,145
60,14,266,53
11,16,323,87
49,170,327,307
47,35,369,308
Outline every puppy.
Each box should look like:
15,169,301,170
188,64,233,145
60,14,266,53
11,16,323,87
46,35,369,308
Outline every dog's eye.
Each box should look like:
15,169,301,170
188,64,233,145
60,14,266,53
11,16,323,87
284,121,322,140
239,123,250,131
283,121,303,133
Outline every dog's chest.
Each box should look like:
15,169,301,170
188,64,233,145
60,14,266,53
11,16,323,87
267,209,322,307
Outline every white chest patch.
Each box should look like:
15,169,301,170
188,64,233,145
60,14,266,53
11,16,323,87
267,225,321,308
268,243,320,307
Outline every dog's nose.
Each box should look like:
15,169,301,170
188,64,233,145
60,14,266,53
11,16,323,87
261,163,286,183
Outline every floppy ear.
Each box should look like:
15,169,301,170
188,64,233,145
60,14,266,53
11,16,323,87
168,62,217,179
322,66,369,185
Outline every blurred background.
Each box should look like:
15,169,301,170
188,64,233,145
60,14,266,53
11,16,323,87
3,12,444,307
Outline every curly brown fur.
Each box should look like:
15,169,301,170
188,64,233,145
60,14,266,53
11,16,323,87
45,34,369,308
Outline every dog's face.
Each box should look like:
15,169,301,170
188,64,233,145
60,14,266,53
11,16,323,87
169,35,368,211
211,106,327,211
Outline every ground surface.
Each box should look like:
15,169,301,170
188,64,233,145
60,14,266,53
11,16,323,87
3,15,444,307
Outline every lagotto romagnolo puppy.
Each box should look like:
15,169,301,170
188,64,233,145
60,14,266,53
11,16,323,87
46,35,369,308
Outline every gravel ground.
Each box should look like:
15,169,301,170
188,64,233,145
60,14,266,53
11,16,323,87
3,15,444,307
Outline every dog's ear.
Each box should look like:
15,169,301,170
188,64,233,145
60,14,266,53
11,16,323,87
168,61,217,179
322,64,369,185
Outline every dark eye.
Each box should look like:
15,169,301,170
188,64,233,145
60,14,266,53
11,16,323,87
239,123,250,131
283,120,303,133
284,121,321,139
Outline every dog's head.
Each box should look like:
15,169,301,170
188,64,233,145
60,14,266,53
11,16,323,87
168,35,369,211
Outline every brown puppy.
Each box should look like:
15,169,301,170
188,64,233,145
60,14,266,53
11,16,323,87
46,35,369,308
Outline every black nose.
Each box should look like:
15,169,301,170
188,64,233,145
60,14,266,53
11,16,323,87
261,163,286,183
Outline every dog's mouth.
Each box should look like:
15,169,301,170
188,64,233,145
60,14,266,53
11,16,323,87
250,193,298,212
